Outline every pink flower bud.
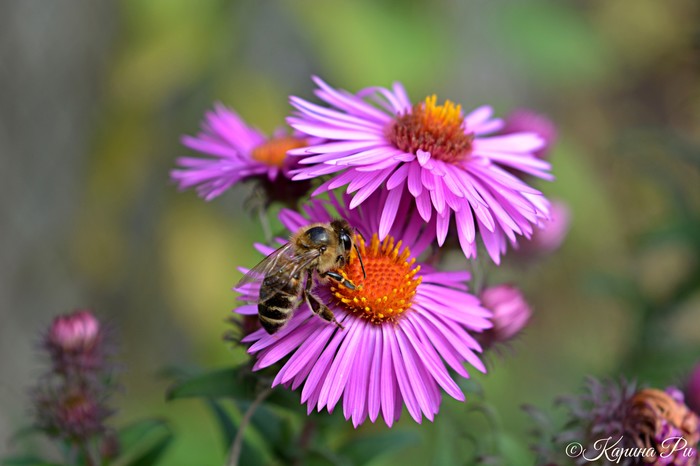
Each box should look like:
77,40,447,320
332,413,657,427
502,108,557,160
48,310,100,353
517,200,571,257
479,284,532,346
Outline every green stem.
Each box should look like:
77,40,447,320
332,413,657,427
226,388,273,466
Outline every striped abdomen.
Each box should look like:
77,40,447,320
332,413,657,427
258,275,302,334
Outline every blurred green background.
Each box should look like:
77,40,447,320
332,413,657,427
2,0,699,464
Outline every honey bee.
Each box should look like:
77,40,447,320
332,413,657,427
237,219,366,334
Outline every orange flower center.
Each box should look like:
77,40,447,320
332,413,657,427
331,234,422,324
387,95,474,164
251,136,306,167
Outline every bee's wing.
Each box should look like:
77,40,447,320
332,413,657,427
236,244,322,299
236,242,295,289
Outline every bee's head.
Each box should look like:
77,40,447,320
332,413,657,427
331,219,353,252
331,219,366,279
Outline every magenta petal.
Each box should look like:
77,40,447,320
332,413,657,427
379,184,404,240
436,210,451,246
380,327,397,426
301,326,347,405
367,328,383,423
386,164,408,189
403,317,464,401
395,327,435,421
319,320,363,411
407,162,423,196
415,190,433,222
344,321,373,426
387,329,422,423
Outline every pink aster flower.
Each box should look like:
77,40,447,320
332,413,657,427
171,103,309,202
287,77,553,264
235,192,492,427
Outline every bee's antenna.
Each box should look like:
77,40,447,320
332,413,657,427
354,243,367,279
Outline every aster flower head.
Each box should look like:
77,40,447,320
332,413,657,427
234,192,492,427
171,103,311,203
556,379,699,466
626,388,699,465
288,77,553,264
478,284,532,348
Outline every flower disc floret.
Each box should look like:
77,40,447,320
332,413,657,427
332,234,421,323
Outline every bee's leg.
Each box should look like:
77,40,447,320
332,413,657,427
321,271,357,290
305,271,344,330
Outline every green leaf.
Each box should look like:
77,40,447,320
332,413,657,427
166,365,302,411
205,399,237,448
117,419,170,454
112,419,173,466
497,433,533,466
122,434,172,466
236,400,293,460
166,366,253,400
337,431,420,466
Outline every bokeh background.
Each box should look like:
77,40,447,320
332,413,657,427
2,0,699,464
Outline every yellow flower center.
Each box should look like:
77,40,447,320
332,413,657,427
331,234,422,324
387,95,474,164
251,136,306,167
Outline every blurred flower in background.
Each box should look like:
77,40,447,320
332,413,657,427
31,310,119,462
288,77,553,264
235,192,493,427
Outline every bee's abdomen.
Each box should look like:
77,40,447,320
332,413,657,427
258,291,299,334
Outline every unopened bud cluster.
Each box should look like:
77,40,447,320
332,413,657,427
32,310,118,453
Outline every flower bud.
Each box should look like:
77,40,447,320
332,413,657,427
46,310,103,374
516,200,570,257
48,310,100,352
479,284,532,346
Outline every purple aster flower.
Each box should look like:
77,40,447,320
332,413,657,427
287,77,553,264
171,103,310,202
234,192,492,427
